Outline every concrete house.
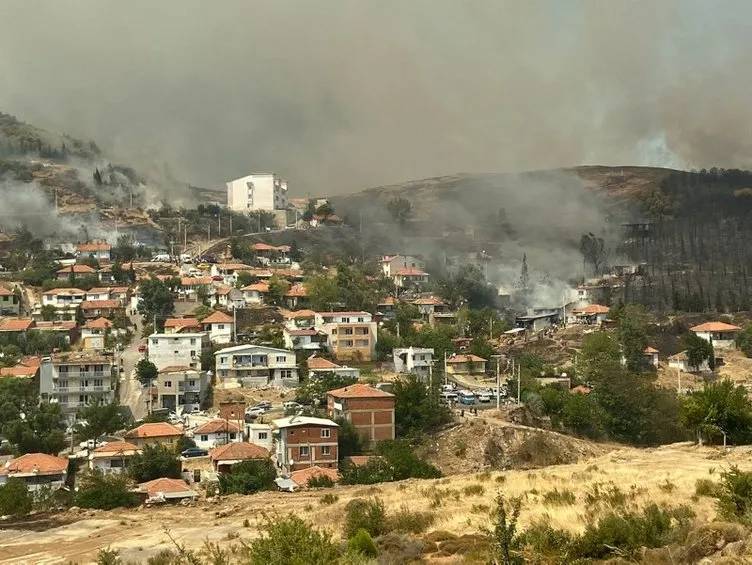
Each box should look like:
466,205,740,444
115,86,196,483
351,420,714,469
163,318,202,334
0,453,68,492
273,416,339,472
148,332,210,371
214,344,299,387
668,351,711,373
690,322,741,349
314,311,378,362
154,366,208,413
192,419,242,450
179,277,214,301
39,352,115,420
209,442,269,474
240,282,269,305
0,286,20,316
392,267,430,289
306,355,360,379
245,423,273,452
136,477,198,504
393,347,434,378
56,264,97,281
88,441,140,475
76,241,111,261
411,296,447,317
283,327,327,351
226,173,289,213
381,255,424,278
571,304,610,325
327,384,395,447
201,310,234,344
41,288,86,319
644,346,660,367
79,299,124,320
81,317,112,350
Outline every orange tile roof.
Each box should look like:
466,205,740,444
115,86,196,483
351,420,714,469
575,304,610,315
158,365,195,373
0,318,34,332
242,282,269,293
344,455,382,467
138,477,196,498
290,466,340,487
0,287,12,296
202,311,234,324
446,353,487,363
644,346,659,354
306,356,341,370
43,288,86,296
214,284,232,295
284,309,316,319
35,320,77,330
80,299,122,310
2,453,68,476
251,242,277,251
0,356,40,378
77,242,111,252
164,318,201,331
394,267,428,276
181,276,213,286
193,419,242,435
378,296,399,306
91,441,140,455
285,283,308,297
84,317,113,330
57,264,96,274
328,383,394,399
690,321,742,332
124,422,183,439
412,296,445,305
209,441,268,461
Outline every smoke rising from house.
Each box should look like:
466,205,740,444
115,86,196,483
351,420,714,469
1,1,751,197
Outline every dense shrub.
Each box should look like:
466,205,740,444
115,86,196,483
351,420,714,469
695,478,720,497
219,459,277,495
307,474,335,488
347,528,379,558
713,466,752,523
340,441,441,485
0,478,31,516
128,444,181,483
542,488,576,506
242,514,340,565
343,498,388,538
388,506,436,534
75,470,138,510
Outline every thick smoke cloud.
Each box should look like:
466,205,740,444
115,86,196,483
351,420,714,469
0,1,749,196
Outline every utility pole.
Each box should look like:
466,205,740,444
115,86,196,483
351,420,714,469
443,351,448,385
229,215,233,236
517,364,521,404
232,306,237,343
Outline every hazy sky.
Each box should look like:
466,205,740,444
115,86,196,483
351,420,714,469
1,1,751,196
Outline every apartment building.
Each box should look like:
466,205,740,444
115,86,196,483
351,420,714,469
214,344,298,387
39,352,115,420
273,416,339,472
147,332,210,371
154,366,209,413
314,311,378,362
327,383,395,446
226,173,289,213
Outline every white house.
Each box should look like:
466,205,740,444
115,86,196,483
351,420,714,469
0,286,20,316
191,419,242,450
392,267,430,289
81,317,112,350
40,288,86,319
283,327,327,351
690,322,741,349
148,332,210,371
306,355,360,379
88,441,140,475
76,241,111,262
154,367,209,414
380,255,424,278
226,173,289,213
245,423,273,452
201,311,234,344
393,347,434,378
313,311,378,362
241,282,269,305
211,263,254,286
0,453,68,492
215,344,299,387
644,346,660,367
571,304,610,325
39,352,115,420
668,351,711,373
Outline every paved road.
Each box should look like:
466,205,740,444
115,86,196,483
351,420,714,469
119,312,147,421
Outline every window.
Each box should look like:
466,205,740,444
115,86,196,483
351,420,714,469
200,435,208,442
343,328,353,335
189,380,196,387
94,379,103,387
280,369,292,379
275,355,286,363
321,429,331,438
343,340,354,347
190,350,196,357
190,338,196,345
230,433,236,440
220,357,227,364
299,446,310,457
258,432,268,440
164,381,172,388
193,469,201,482
357,317,364,323
217,324,224,330
321,446,331,455
110,459,124,468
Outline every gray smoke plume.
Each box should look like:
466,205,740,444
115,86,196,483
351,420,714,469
1,1,750,197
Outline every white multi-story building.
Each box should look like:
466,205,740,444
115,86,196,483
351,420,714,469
154,367,210,413
226,173,289,213
314,311,378,362
393,347,434,379
39,352,115,420
214,344,298,387
39,288,86,320
147,333,210,371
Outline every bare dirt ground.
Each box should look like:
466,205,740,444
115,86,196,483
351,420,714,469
1,443,749,564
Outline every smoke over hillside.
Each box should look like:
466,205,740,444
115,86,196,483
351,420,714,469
1,2,751,197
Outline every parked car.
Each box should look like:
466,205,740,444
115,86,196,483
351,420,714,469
246,408,266,418
457,390,476,405
283,401,302,411
181,447,209,458
477,390,493,403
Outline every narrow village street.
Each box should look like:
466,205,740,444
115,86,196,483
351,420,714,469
118,312,147,421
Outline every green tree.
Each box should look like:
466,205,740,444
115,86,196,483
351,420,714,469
485,494,524,565
684,332,715,370
614,305,650,372
335,417,364,460
267,275,290,306
2,402,66,455
295,373,357,406
681,380,752,445
128,444,181,483
137,278,175,330
75,469,138,510
76,403,129,444
393,374,451,437
135,359,158,386
386,196,413,226
0,478,32,516
578,332,621,383
40,304,57,321
218,459,277,495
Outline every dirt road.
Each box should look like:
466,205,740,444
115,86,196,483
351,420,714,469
118,313,147,421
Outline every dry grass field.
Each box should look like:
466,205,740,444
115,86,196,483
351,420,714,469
0,442,749,564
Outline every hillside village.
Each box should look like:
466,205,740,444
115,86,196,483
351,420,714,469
0,169,752,563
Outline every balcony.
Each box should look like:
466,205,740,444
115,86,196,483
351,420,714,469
54,386,112,393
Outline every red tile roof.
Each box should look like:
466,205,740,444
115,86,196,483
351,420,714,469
202,311,233,324
0,318,34,332
209,442,268,462
285,283,308,297
283,309,316,319
164,318,202,331
57,264,96,274
328,383,394,399
242,282,269,293
0,287,12,297
181,277,213,286
85,317,113,330
644,346,659,354
0,356,40,378
138,477,196,498
124,422,183,439
290,466,339,487
446,354,487,363
193,419,242,435
306,356,341,370
35,320,77,330
77,242,111,252
690,322,742,332
394,267,428,276
286,328,320,336
91,441,140,455
2,453,68,476
43,288,86,296
574,304,610,315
